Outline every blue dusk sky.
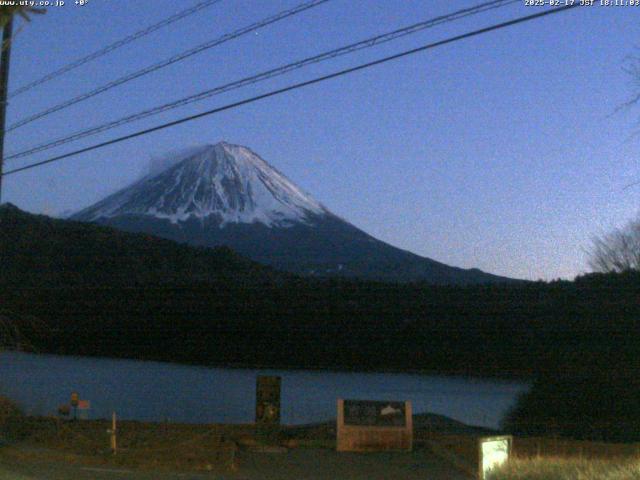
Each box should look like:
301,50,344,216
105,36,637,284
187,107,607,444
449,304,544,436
2,0,640,281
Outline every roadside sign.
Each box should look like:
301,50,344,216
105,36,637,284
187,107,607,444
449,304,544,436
256,376,281,425
343,399,407,427
337,399,412,452
77,399,91,420
70,392,79,408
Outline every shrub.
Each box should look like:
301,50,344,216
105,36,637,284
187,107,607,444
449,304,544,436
503,360,640,442
488,458,640,480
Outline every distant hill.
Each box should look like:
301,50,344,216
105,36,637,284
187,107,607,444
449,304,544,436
71,142,515,285
0,202,285,288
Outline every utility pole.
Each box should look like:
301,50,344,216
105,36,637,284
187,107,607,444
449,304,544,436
0,15,13,203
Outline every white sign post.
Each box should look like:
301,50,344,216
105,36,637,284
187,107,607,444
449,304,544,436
478,435,512,480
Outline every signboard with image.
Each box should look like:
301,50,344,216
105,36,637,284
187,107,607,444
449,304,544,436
337,399,412,452
343,400,406,427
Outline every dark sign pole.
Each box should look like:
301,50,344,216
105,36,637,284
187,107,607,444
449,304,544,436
70,392,79,421
255,376,281,425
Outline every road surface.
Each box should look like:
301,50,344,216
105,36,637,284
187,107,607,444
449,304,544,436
1,447,471,480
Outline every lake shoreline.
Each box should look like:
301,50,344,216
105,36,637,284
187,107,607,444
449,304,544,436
0,351,529,429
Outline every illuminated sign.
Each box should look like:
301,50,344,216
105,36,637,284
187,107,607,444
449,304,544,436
479,435,512,479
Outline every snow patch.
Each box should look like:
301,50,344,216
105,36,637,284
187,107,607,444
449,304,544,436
73,142,328,229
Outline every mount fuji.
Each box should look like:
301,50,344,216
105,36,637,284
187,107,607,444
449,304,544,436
72,142,512,284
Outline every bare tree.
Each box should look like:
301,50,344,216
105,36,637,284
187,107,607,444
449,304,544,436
589,216,640,272
622,50,640,111
0,313,24,350
0,311,43,351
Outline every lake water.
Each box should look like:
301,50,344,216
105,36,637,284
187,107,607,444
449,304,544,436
0,352,528,429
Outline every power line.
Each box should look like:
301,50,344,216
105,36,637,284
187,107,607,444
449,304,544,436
5,0,330,132
6,0,518,161
1,4,581,179
7,0,223,99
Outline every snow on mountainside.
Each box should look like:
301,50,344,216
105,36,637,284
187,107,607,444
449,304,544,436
74,142,327,227
72,141,516,284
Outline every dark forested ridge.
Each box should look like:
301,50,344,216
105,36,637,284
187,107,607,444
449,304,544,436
0,203,286,286
2,204,639,381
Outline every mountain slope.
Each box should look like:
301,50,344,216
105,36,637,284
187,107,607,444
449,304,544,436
72,142,513,284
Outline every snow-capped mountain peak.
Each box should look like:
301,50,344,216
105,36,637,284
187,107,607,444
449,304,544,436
73,142,327,227
71,142,514,284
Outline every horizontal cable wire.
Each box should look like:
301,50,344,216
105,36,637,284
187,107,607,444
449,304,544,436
8,0,224,98
6,0,517,161
1,4,581,178
5,0,330,131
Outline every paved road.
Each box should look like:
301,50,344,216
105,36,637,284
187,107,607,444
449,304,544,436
1,448,471,480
